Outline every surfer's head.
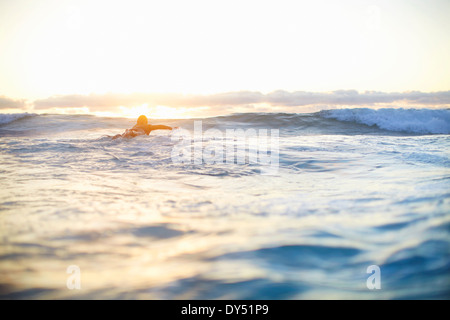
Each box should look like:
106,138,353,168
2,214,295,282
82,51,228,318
136,115,148,126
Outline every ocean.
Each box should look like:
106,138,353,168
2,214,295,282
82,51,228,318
0,108,449,299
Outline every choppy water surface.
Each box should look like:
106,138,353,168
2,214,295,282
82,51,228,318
0,110,449,299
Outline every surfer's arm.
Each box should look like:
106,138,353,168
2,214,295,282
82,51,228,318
148,125,173,131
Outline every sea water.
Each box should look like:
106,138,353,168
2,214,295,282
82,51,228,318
0,108,449,299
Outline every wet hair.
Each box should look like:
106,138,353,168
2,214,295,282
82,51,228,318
136,115,148,126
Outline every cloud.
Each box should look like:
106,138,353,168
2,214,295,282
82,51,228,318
0,96,26,109
266,90,450,106
32,92,265,111
32,90,450,112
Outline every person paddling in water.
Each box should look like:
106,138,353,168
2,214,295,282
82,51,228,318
112,115,176,139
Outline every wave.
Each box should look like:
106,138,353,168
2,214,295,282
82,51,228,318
0,113,36,125
1,108,449,136
320,108,450,134
210,108,450,134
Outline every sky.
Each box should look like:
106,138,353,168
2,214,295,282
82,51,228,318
0,0,449,117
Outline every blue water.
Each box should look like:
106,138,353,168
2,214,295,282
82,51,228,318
0,109,449,299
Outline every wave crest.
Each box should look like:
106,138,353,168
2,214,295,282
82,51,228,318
0,113,36,125
320,108,450,134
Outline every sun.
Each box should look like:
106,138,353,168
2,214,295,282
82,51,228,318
118,104,189,119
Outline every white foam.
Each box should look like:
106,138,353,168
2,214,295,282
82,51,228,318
321,108,450,134
0,113,34,125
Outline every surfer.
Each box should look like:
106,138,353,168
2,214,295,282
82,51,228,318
112,115,177,139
